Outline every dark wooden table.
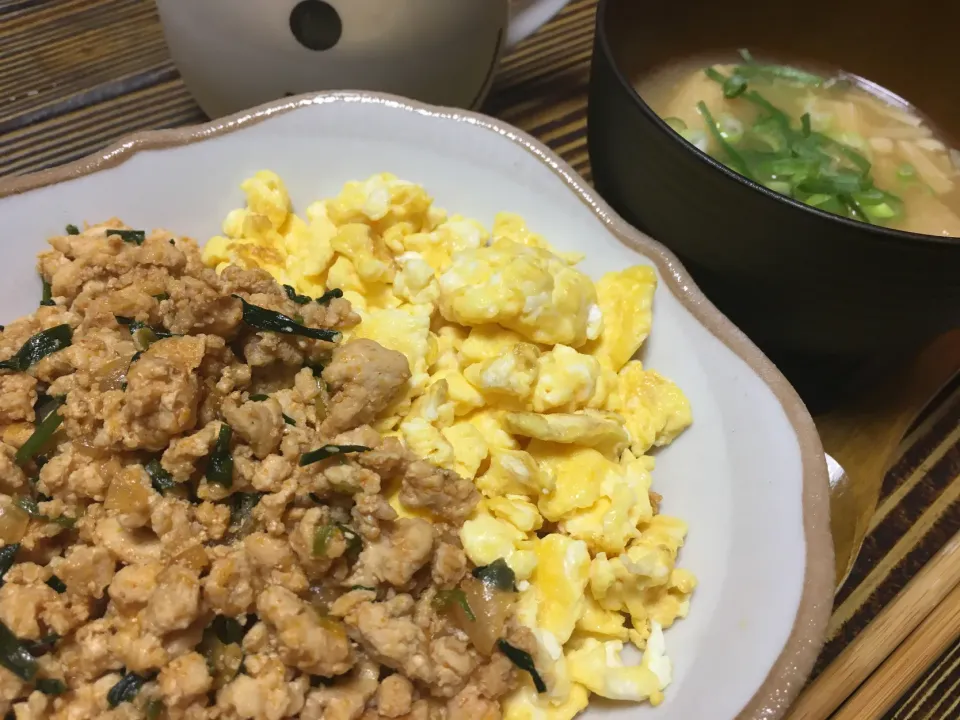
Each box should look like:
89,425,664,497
2,1,959,718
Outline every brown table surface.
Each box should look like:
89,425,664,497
2,1,960,718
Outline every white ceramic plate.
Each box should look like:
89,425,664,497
0,91,833,720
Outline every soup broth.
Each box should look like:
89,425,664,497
637,52,960,237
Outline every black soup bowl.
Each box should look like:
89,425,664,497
587,0,960,411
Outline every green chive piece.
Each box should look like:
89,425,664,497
40,279,55,307
105,229,146,245
0,545,19,585
107,671,152,707
472,558,518,591
228,492,262,537
299,444,370,467
283,284,312,305
211,615,245,645
0,325,72,372
696,101,752,178
153,292,170,301
205,424,234,487
433,589,477,621
233,295,342,342
497,640,546,693
64,224,80,235
722,73,748,98
145,459,177,494
350,585,376,592
45,575,66,593
34,677,66,695
15,404,64,466
0,620,38,681
248,394,269,402
145,700,164,720
315,288,344,305
282,413,295,426
128,321,172,352
312,524,337,557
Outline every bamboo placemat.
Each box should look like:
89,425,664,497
2,1,959,717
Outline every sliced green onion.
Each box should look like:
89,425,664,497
107,671,153,707
129,321,172,352
105,229,146,245
722,73,748,98
663,117,687,133
45,575,66,593
145,459,177,494
497,640,546,693
0,325,72,372
248,394,269,402
153,292,169,302
312,524,337,557
898,163,916,180
15,403,64,466
205,425,234,487
283,285,312,305
0,545,18,585
228,492,262,538
34,677,66,695
0,620,38,681
472,558,517,591
282,413,295,426
64,224,80,235
315,288,343,305
299,444,370,467
433,589,476,621
40,279,55,307
233,295,342,342
697,101,752,178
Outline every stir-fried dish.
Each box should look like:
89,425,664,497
0,223,540,719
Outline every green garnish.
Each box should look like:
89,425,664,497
128,321,173,352
282,413,295,426
211,615,246,645
0,325,72,372
898,163,916,180
312,524,337,557
205,424,234,487
233,295,342,342
316,288,343,305
497,640,546,693
697,60,902,226
145,459,177,494
0,620,38,681
472,558,517,591
107,671,153,707
35,678,66,695
45,575,66,593
248,394,269,402
312,523,362,557
13,496,75,529
350,585,376,592
23,633,59,656
40,279,55,307
0,545,18,585
433,589,476,621
65,224,80,235
283,284,312,305
228,492,262,537
15,400,65,466
153,292,170,301
105,229,146,245
299,444,370,467
146,700,164,720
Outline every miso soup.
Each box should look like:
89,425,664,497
637,51,960,237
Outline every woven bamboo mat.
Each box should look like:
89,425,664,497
1,1,959,717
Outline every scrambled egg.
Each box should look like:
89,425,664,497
203,171,697,716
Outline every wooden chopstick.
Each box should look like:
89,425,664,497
830,580,960,719
783,529,960,720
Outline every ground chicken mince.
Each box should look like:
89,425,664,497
0,222,539,720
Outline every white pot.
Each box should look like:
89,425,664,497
155,0,571,118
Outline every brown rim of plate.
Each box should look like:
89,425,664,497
0,89,834,720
